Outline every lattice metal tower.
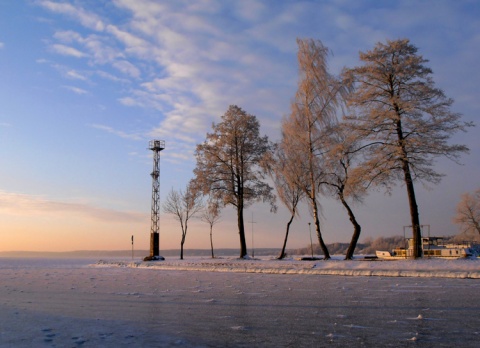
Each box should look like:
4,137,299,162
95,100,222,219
148,139,165,260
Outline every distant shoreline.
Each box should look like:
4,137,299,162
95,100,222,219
0,248,286,258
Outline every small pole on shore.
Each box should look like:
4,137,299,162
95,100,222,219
249,212,257,258
308,222,314,258
131,235,134,261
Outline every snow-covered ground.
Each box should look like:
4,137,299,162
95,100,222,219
96,255,480,279
1,257,480,347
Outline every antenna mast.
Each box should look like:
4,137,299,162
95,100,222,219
145,139,165,261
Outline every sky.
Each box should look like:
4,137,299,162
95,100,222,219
0,0,479,253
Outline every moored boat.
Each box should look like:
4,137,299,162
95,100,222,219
376,237,476,259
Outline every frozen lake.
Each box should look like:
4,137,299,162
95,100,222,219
1,257,479,347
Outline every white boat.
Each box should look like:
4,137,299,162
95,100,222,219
376,237,475,259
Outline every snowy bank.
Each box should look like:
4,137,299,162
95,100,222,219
94,256,480,279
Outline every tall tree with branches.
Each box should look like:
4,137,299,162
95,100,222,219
194,105,276,258
283,38,350,259
163,183,203,260
343,39,473,258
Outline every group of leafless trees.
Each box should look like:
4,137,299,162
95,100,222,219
163,38,474,260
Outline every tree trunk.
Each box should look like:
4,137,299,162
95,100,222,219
340,194,361,260
307,131,330,260
311,197,330,259
278,213,295,259
237,202,248,258
403,165,422,258
180,231,186,260
395,115,422,258
210,225,215,259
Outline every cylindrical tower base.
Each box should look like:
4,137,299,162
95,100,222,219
150,232,159,256
144,232,164,261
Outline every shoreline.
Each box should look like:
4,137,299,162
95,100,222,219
93,256,480,279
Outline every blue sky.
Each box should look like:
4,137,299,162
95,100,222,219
0,0,478,252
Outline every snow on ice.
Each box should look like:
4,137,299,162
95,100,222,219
95,255,480,279
1,256,479,347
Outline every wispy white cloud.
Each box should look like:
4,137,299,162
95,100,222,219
90,123,142,141
118,96,138,107
53,30,83,42
50,63,89,81
233,0,267,22
63,85,88,95
51,43,87,58
0,122,12,127
106,24,151,57
0,190,146,223
0,42,4,49
96,70,130,84
85,36,125,65
112,59,141,78
53,30,124,65
36,0,105,31
65,69,88,80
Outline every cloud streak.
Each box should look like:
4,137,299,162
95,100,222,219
0,190,146,223
63,85,88,95
37,0,105,31
51,44,87,58
90,124,143,141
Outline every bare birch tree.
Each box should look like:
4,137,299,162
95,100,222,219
163,183,203,260
194,105,276,258
283,38,349,259
320,123,367,260
453,188,480,237
263,139,305,259
201,197,221,258
343,39,473,258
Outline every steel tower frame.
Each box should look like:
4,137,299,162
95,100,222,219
148,140,165,258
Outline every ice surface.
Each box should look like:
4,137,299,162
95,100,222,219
1,257,480,347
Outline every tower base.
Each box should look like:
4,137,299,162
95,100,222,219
144,232,164,261
143,255,165,261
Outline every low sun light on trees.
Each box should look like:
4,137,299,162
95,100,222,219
281,38,350,260
343,38,473,258
193,105,276,258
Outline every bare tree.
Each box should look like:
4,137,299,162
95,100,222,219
194,105,276,258
163,183,203,260
264,140,305,259
343,39,473,258
201,198,221,258
320,123,367,260
453,188,480,237
283,38,349,259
